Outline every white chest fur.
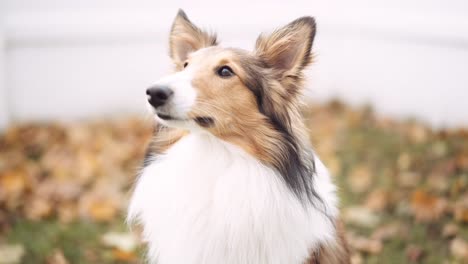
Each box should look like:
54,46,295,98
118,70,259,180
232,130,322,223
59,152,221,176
128,133,338,264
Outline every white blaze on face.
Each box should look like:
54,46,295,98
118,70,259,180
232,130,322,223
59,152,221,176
148,68,198,120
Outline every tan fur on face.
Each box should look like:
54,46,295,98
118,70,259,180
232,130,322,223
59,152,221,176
183,47,281,165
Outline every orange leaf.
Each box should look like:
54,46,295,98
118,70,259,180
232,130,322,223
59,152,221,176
410,190,447,222
112,249,137,262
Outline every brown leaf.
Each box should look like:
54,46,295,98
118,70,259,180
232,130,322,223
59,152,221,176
453,195,468,223
0,170,28,200
451,177,468,197
426,172,450,193
455,153,468,170
24,198,53,220
347,233,383,254
350,253,363,264
46,249,69,264
398,171,422,188
348,165,373,193
442,223,459,238
406,122,429,144
371,223,402,241
410,190,447,222
364,189,390,212
406,244,424,263
57,202,78,224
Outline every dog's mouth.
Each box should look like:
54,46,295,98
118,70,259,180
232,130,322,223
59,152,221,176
156,113,179,120
156,113,214,128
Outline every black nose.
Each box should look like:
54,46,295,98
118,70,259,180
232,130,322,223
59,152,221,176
146,85,174,108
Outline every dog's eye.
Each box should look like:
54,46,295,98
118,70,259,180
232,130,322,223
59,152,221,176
217,66,234,78
183,62,188,68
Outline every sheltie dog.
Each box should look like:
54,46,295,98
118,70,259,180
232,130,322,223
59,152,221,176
128,9,350,264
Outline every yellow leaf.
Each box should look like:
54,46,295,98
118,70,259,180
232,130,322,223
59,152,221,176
88,200,118,222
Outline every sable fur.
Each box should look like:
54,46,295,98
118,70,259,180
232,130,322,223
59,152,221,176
305,221,351,264
130,9,350,264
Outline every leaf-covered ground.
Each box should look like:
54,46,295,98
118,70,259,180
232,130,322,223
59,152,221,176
0,101,467,263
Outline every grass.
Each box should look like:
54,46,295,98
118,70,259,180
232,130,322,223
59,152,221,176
5,219,133,264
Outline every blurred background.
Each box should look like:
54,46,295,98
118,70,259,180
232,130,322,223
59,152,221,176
0,0,467,263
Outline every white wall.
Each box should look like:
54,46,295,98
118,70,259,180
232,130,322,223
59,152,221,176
0,1,8,130
2,0,468,128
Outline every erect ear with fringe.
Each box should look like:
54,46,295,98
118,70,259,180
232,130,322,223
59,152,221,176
169,9,218,66
255,17,316,78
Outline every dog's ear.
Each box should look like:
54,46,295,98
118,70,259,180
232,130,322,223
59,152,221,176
255,17,316,77
169,9,217,66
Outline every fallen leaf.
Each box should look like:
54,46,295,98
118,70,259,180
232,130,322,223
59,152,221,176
364,189,390,212
350,253,363,264
397,153,412,171
398,171,422,188
431,141,448,158
88,200,118,222
325,156,341,177
46,249,69,264
57,202,78,224
442,223,459,238
407,123,429,144
343,206,380,228
455,153,468,170
24,197,53,220
0,170,28,200
453,195,468,223
406,244,424,263
395,200,413,217
101,232,138,252
451,176,468,197
0,244,25,264
371,223,402,241
348,165,373,193
450,238,468,260
347,233,383,254
111,249,137,262
410,190,447,222
426,172,450,193
79,190,121,222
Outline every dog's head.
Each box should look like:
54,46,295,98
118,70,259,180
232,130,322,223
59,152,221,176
147,9,315,143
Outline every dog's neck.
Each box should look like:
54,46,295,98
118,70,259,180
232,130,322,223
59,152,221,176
128,133,338,264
